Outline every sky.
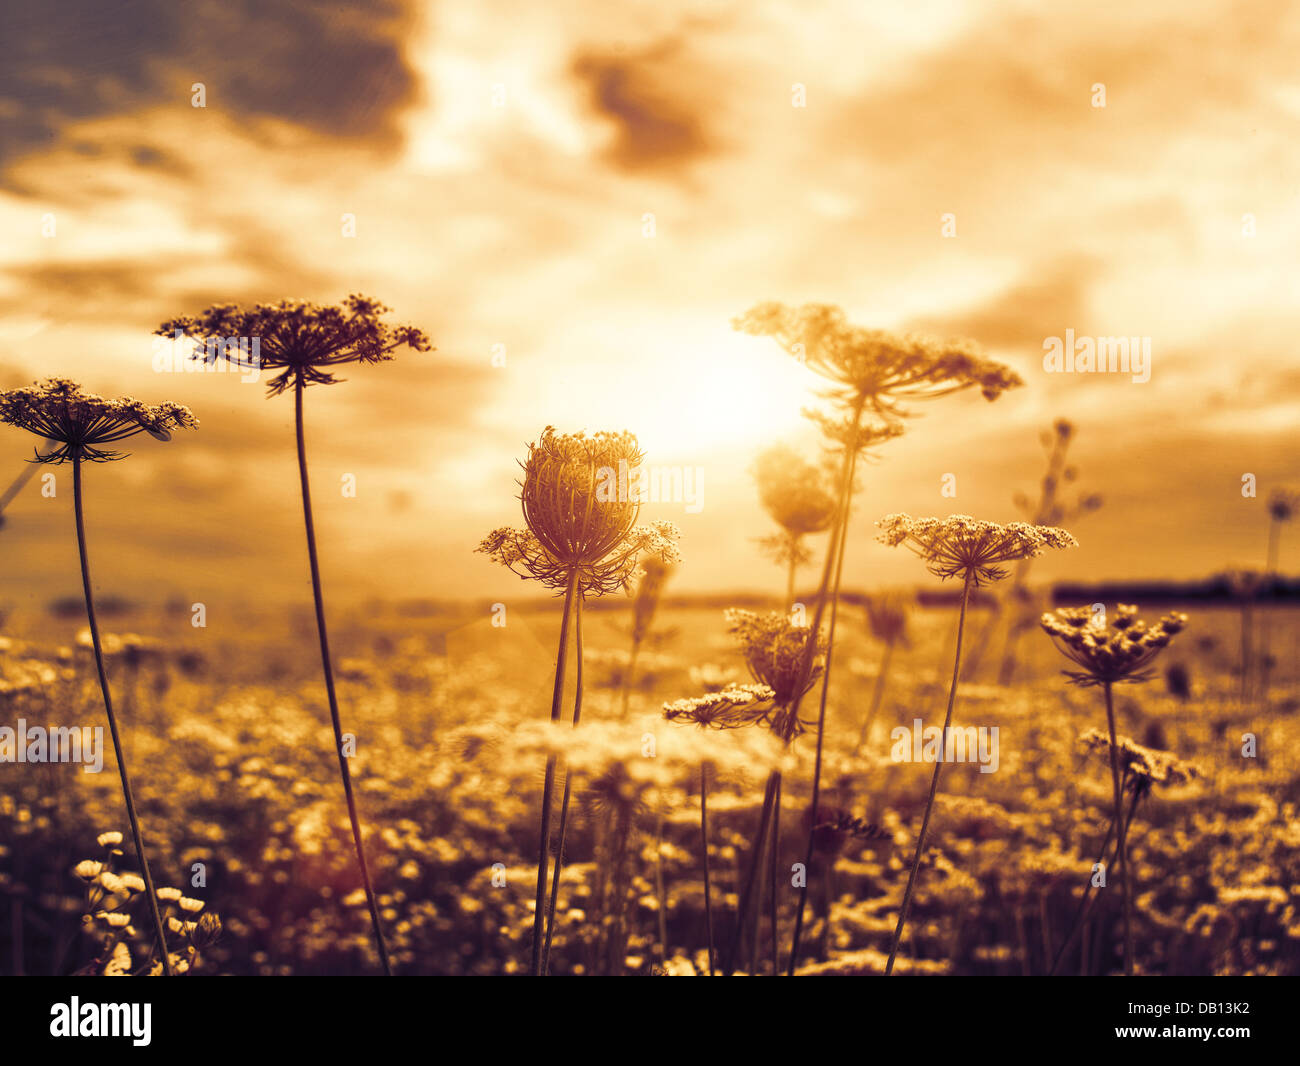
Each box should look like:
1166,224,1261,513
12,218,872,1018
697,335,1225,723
0,0,1298,612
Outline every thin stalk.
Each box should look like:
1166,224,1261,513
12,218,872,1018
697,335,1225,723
787,439,859,973
618,639,641,718
532,567,579,975
653,813,669,967
541,591,584,974
700,761,716,975
885,567,973,975
1261,519,1280,701
725,769,777,975
854,639,894,756
768,771,782,975
1103,681,1133,975
73,456,172,977
294,381,391,976
785,549,797,611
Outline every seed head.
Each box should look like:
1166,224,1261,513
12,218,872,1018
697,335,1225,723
725,608,826,740
732,302,1022,419
156,293,431,397
877,513,1077,586
1041,603,1188,687
0,379,197,463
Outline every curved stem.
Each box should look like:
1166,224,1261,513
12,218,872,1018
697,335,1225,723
532,567,578,975
73,456,173,976
294,381,391,976
885,567,973,975
542,592,584,973
700,761,715,976
1103,681,1133,975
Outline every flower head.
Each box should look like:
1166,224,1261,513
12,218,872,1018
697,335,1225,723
478,427,680,596
864,591,912,648
752,444,838,537
0,379,197,463
1078,728,1202,796
663,683,777,729
732,302,1022,419
1268,488,1299,523
877,513,1077,586
725,608,826,740
156,293,431,396
1041,603,1187,686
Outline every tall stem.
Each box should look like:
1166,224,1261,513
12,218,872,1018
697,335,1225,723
542,595,584,974
725,769,777,975
1103,681,1133,975
531,567,579,975
294,381,391,976
768,771,782,975
785,550,797,611
787,437,859,973
700,761,715,976
1261,520,1280,702
73,456,172,976
885,568,973,975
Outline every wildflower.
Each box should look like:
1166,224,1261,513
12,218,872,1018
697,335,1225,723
478,428,680,596
724,609,825,740
191,911,222,949
1078,729,1203,795
156,887,182,902
662,684,776,730
864,592,911,648
156,293,431,396
74,860,104,882
732,302,1023,419
0,378,197,464
1268,488,1299,523
1041,604,1187,687
878,514,1078,586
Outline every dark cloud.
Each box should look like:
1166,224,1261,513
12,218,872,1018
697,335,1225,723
571,37,713,173
0,0,420,174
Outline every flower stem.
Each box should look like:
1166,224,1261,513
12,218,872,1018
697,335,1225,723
854,639,894,756
542,592,584,974
73,456,172,977
1103,680,1133,975
768,771,782,975
532,567,579,975
700,761,716,976
885,567,973,975
725,768,777,975
787,434,860,973
294,380,391,976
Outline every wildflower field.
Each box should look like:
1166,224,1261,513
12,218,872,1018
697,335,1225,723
2,592,1296,977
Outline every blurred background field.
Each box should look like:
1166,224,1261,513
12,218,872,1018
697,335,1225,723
2,590,1297,976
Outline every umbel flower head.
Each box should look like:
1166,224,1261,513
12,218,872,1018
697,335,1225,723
0,378,197,463
732,302,1023,420
156,294,431,397
663,683,777,730
724,608,826,741
752,443,838,538
864,591,912,648
877,514,1077,586
478,427,680,596
1078,728,1202,796
1041,603,1188,687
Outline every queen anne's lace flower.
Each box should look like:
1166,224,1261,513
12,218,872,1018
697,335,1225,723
1078,728,1202,793
157,294,431,396
478,427,680,596
663,684,777,729
877,513,1077,586
1041,603,1187,686
0,378,197,463
732,302,1023,419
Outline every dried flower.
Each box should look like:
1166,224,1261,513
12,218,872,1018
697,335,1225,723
877,513,1077,586
663,683,777,729
478,428,680,596
724,609,825,740
0,379,197,463
1041,603,1188,686
1078,728,1203,795
732,302,1023,419
156,294,431,396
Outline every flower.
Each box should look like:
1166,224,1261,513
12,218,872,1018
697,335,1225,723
1078,728,1202,794
1041,603,1188,686
752,444,838,538
864,592,912,647
0,379,197,463
877,514,1077,586
724,609,826,740
1268,488,1299,523
663,683,777,729
156,293,431,396
732,302,1023,419
477,427,680,596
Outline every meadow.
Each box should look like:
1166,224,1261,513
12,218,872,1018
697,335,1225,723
3,594,1295,976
